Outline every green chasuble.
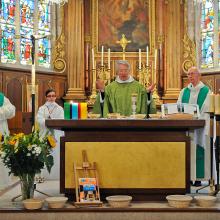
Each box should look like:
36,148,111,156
92,94,103,116
0,92,4,107
103,80,147,117
181,85,209,179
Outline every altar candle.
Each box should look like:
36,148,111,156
215,94,220,115
101,45,104,66
139,48,141,69
71,103,78,119
64,102,71,119
108,48,111,69
80,103,88,119
146,46,149,66
209,93,215,113
92,48,95,69
31,63,36,94
154,49,157,83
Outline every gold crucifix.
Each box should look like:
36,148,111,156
116,34,131,60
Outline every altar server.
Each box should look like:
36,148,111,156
177,66,211,186
0,92,15,189
93,60,156,117
36,89,64,180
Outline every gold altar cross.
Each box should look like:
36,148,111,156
116,34,131,60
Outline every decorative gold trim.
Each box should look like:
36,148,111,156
52,6,66,73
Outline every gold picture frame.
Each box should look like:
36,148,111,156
92,0,156,56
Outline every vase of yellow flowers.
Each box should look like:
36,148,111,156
0,130,56,200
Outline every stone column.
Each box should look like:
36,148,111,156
163,0,183,101
64,0,86,101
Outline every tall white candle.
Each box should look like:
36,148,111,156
146,46,149,66
154,49,157,83
101,45,104,66
92,48,95,69
139,48,141,69
108,48,110,69
31,63,36,94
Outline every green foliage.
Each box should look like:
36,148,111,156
0,130,56,177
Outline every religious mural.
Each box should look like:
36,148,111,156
98,0,149,52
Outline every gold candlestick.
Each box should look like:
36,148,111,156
152,67,161,105
97,64,111,86
138,63,151,89
89,68,97,100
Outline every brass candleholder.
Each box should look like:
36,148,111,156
138,64,151,88
88,68,97,105
152,68,162,105
97,65,111,86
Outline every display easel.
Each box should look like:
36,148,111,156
74,150,102,207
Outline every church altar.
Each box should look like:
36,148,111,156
46,119,205,201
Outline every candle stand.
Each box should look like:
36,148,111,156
138,64,151,88
87,68,97,105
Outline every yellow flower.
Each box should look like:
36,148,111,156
8,140,16,145
0,132,3,142
16,133,24,139
47,135,56,148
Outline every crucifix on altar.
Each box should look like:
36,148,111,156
116,34,131,60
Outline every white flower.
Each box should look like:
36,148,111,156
32,150,36,154
1,152,6,158
35,147,41,155
32,144,37,149
27,153,31,157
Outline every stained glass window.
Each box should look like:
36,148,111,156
200,0,214,68
0,0,53,68
199,0,220,69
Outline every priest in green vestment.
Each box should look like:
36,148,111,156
93,60,156,117
177,66,211,185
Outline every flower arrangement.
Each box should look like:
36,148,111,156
0,130,56,199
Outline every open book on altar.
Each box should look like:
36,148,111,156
161,103,200,118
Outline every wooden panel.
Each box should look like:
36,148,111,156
0,67,67,133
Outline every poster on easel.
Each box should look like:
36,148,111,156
78,178,99,202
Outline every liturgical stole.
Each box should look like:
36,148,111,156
0,92,4,107
181,86,209,110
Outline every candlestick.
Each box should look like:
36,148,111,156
139,48,141,69
92,48,95,69
209,93,215,113
146,46,149,66
101,45,104,66
108,48,110,69
154,49,157,83
31,63,36,94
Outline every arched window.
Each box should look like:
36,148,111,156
199,0,218,69
0,0,53,69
